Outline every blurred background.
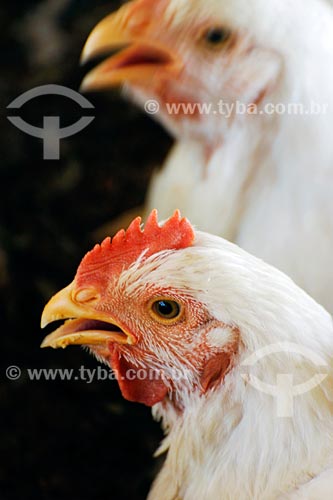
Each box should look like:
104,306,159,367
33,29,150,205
1,1,172,498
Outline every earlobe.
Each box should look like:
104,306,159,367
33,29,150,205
201,324,239,392
200,351,232,393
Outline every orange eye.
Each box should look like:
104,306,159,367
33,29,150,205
149,298,183,324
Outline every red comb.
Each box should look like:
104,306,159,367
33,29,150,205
76,210,195,282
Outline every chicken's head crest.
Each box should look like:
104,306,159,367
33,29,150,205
76,210,195,285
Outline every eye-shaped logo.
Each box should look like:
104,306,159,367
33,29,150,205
7,84,95,160
241,342,329,418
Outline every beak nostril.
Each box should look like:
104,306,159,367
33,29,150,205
120,0,154,33
128,17,150,34
73,288,100,304
122,10,150,34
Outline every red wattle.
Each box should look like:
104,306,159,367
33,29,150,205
110,348,168,407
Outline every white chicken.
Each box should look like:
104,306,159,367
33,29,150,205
41,210,333,500
80,0,333,313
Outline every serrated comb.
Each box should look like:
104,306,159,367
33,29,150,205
75,210,195,284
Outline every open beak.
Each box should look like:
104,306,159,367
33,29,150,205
41,282,135,349
80,2,183,91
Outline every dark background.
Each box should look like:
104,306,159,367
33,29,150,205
1,1,172,499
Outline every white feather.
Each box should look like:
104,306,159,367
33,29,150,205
127,0,333,312
119,231,333,499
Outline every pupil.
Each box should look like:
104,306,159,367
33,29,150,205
206,28,227,44
158,301,173,316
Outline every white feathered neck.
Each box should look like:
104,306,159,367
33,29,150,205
145,0,333,311
142,232,333,499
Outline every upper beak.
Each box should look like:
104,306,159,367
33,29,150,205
80,2,183,91
41,281,135,349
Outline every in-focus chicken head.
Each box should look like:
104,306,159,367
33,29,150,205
41,210,239,407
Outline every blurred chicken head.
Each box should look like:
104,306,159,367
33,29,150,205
81,0,283,144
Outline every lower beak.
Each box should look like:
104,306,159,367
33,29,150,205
80,5,183,91
41,282,134,349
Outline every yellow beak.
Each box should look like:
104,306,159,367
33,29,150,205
81,4,136,64
80,2,183,91
41,282,134,349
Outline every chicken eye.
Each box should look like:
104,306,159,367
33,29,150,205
203,26,231,47
150,299,182,323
